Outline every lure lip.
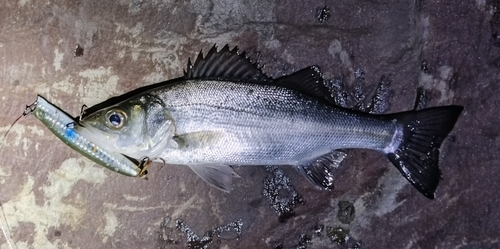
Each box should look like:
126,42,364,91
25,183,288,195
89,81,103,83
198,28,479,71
32,95,144,177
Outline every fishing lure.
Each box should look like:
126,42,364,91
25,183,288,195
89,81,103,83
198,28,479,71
30,95,148,177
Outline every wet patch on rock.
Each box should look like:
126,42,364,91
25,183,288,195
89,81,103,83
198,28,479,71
337,201,355,224
326,226,362,249
263,166,306,222
73,44,84,57
296,233,312,249
326,74,391,114
316,6,330,23
157,216,243,249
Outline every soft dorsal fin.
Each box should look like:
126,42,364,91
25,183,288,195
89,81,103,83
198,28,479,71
184,44,271,83
274,66,335,105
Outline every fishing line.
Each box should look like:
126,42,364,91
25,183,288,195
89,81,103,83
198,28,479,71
0,203,17,249
2,101,37,143
0,101,35,249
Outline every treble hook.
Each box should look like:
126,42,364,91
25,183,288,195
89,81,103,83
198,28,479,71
138,157,151,179
137,157,167,179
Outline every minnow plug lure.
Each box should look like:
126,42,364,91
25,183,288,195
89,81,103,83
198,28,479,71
27,95,148,177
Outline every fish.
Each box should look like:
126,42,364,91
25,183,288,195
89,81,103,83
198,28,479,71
31,95,147,177
79,44,463,199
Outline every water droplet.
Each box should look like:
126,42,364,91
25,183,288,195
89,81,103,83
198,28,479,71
313,224,324,236
316,6,330,23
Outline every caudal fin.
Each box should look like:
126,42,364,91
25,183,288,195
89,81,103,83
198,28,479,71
386,105,463,199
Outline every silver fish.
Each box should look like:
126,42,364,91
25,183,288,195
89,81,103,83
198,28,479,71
32,95,146,177
80,45,463,199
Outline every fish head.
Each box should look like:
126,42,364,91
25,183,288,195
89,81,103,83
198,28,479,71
80,94,175,158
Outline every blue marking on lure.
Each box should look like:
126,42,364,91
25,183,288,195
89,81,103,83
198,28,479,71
65,128,76,140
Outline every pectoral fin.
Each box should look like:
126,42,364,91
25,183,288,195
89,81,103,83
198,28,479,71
187,164,240,192
296,150,347,190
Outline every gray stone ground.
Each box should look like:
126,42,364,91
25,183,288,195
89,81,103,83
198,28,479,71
0,0,499,248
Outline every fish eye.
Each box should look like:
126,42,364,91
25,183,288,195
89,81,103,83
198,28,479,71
105,110,126,129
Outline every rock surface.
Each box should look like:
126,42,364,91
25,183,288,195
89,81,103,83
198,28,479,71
0,0,498,248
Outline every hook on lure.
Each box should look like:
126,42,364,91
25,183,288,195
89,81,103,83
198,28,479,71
137,157,167,180
78,104,87,123
138,156,151,179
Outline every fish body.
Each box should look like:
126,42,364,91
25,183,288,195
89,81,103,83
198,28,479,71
152,80,396,165
81,45,463,198
32,95,143,177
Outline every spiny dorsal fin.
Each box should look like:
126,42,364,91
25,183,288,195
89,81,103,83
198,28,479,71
184,45,336,104
184,44,271,83
274,66,335,105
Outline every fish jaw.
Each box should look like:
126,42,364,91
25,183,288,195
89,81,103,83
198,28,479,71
80,94,176,159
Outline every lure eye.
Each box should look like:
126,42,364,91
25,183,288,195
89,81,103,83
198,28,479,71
106,110,126,129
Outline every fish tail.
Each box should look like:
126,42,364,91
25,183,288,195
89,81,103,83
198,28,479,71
385,105,463,199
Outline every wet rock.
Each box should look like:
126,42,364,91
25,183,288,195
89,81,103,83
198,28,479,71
337,201,355,224
326,226,350,244
1,0,498,248
263,166,306,223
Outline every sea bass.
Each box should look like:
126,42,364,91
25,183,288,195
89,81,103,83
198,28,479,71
80,45,463,199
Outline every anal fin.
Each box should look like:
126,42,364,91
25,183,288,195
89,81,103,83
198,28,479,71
187,164,240,192
296,150,347,190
